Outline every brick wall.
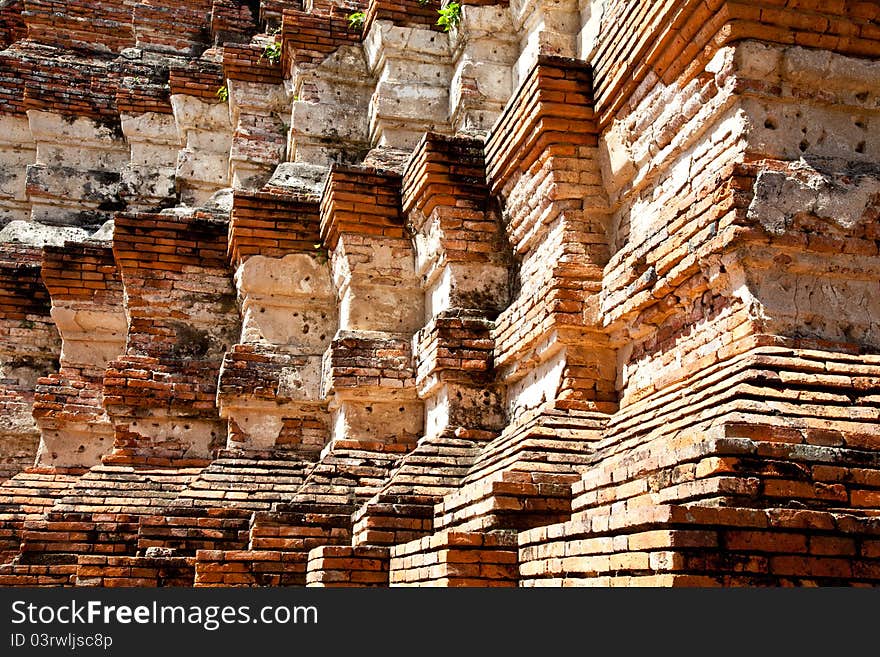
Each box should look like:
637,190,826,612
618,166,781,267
76,555,195,587
0,561,77,586
194,549,301,586
0,0,26,48
227,191,321,265
0,245,60,479
103,211,239,467
132,0,213,56
0,471,81,562
223,43,283,85
210,0,258,46
319,165,405,249
389,530,518,587
519,504,880,587
117,77,173,116
22,0,134,53
33,242,125,469
16,46,121,125
281,7,362,70
306,545,389,587
484,55,615,417
136,508,251,554
589,0,880,128
169,60,225,102
362,0,443,35
0,0,878,589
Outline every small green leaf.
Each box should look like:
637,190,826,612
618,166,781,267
260,40,282,64
436,2,461,32
348,11,366,29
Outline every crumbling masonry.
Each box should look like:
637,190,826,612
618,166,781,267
0,0,878,587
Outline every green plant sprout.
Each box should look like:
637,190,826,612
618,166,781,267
261,40,282,64
348,11,366,29
436,2,461,31
216,84,228,102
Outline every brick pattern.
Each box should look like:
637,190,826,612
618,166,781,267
0,246,56,361
389,530,519,587
171,451,314,511
281,6,362,70
515,23,878,583
18,46,120,124
0,430,40,483
11,464,200,562
485,55,598,203
590,0,880,127
484,56,614,414
22,0,134,53
0,562,77,586
169,61,226,102
402,132,509,310
210,0,259,46
76,555,195,587
0,0,879,590
0,471,81,562
520,504,880,587
103,211,238,467
136,507,252,554
202,501,354,587
463,405,603,487
0,43,174,126
351,429,490,547
16,0,220,56
20,512,145,558
132,0,213,56
322,333,416,401
32,243,124,461
574,348,880,516
341,134,510,560
0,245,59,485
194,549,301,586
290,442,410,507
434,471,574,533
219,183,333,462
306,545,389,587
319,165,405,249
201,445,404,586
415,314,494,389
223,42,283,84
227,191,321,266
108,212,234,359
0,0,25,48
362,0,443,35
403,134,498,239
47,466,201,518
116,76,173,116
218,348,329,456
36,242,121,332
0,50,26,115
249,505,351,554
